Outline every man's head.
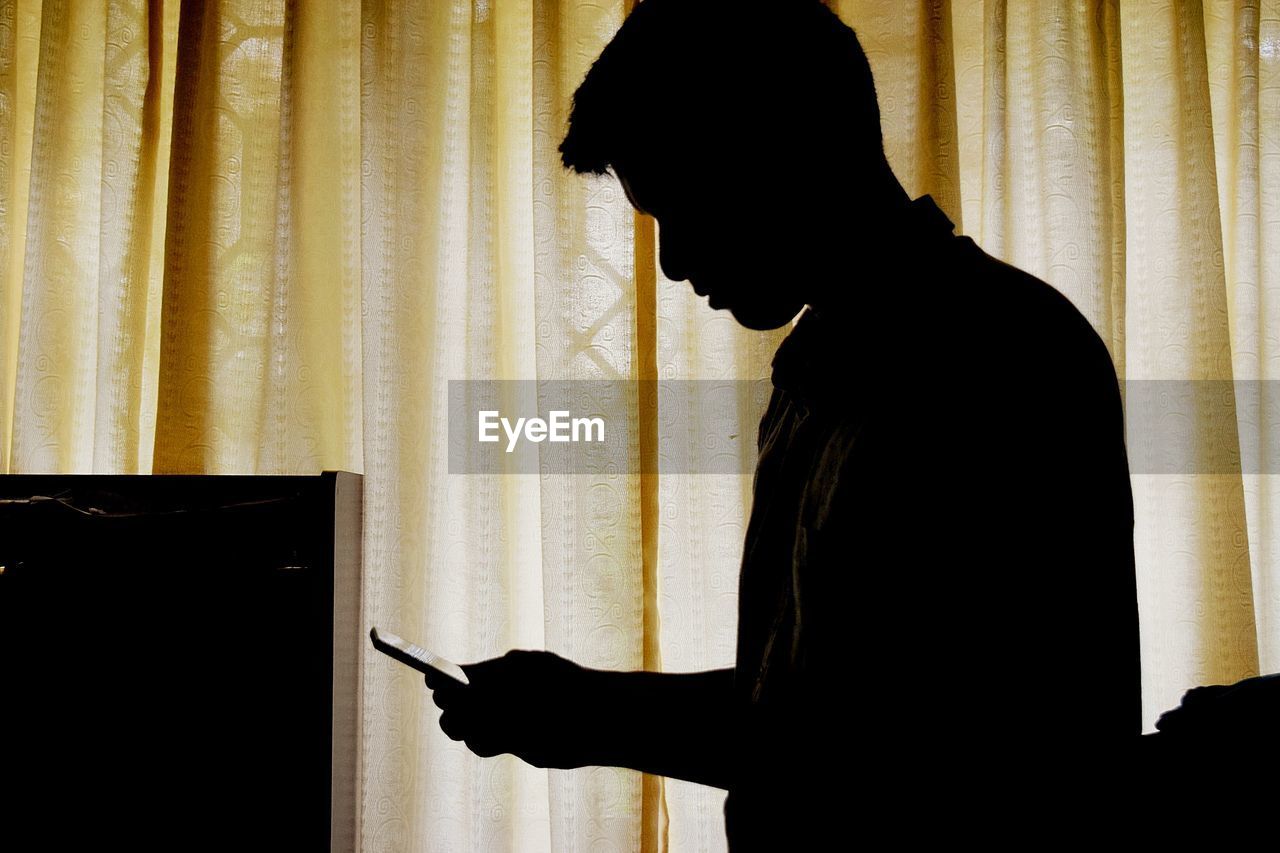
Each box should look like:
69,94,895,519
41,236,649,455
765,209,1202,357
559,0,898,330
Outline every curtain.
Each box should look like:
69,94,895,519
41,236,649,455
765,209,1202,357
1,0,1276,850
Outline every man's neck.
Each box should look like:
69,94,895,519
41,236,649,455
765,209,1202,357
805,190,920,324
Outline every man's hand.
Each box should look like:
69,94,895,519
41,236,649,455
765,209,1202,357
425,649,605,769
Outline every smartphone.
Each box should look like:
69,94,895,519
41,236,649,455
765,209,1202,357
369,626,470,686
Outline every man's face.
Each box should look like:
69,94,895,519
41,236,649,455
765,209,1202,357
612,157,807,331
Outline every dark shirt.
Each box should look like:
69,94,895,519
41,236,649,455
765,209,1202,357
722,195,1142,847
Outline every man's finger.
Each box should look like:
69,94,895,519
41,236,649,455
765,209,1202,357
430,688,455,711
432,687,477,715
466,736,505,759
426,670,471,691
438,711,466,742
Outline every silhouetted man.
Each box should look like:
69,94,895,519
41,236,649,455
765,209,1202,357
427,1,1144,846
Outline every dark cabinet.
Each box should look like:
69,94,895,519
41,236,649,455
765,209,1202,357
0,472,364,851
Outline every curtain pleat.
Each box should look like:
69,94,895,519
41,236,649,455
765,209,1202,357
1120,0,1259,722
1,1,1278,849
1204,0,1280,675
0,0,41,473
529,2,653,848
979,0,1128,365
360,2,524,848
8,0,169,473
153,0,362,475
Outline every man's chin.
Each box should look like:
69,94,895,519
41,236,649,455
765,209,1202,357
726,299,806,331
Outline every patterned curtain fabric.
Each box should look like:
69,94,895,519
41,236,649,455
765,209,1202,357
0,0,1276,850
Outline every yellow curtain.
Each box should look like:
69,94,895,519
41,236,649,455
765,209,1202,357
2,1,1277,850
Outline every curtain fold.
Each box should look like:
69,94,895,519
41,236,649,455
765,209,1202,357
1204,0,1280,676
1120,0,1259,724
1,1,1277,850
978,0,1128,364
5,0,173,473
0,0,40,473
153,0,363,475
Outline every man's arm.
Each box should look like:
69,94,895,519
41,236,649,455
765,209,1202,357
426,653,738,789
592,666,738,788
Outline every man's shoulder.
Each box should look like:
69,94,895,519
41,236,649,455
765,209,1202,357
922,240,1127,460
948,238,1116,379
767,233,1122,428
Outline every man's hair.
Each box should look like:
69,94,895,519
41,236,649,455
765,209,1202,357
559,0,885,176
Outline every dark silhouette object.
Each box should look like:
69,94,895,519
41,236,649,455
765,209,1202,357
428,0,1278,846
1135,672,1280,838
1153,672,1280,741
1,473,364,852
